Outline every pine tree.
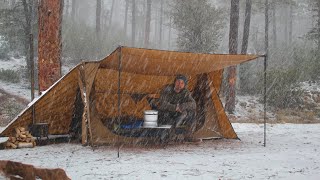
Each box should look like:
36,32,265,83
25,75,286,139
171,0,224,53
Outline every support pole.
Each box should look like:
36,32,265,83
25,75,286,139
264,0,269,147
263,55,267,147
30,33,35,125
117,47,122,158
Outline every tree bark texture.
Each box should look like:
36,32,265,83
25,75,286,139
144,0,151,48
226,0,240,114
239,0,252,92
38,0,63,92
241,0,252,54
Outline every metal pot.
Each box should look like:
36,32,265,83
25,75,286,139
143,110,158,127
144,110,158,122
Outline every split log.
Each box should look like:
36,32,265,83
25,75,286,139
5,126,36,149
14,128,20,135
18,127,25,132
18,142,33,148
6,142,17,149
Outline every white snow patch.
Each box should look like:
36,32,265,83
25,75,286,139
0,57,26,71
0,127,4,134
299,81,320,93
0,81,31,100
0,123,319,179
224,95,276,122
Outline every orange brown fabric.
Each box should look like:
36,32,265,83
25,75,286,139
1,47,261,144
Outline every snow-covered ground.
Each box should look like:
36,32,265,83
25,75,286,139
229,95,276,122
1,123,319,180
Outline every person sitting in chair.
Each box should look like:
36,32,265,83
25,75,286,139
157,74,197,140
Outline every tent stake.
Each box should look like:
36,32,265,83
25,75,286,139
117,47,122,158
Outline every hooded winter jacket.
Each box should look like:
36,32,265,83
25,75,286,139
158,84,196,112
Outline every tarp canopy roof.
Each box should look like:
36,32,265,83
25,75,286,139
99,47,262,75
0,46,263,144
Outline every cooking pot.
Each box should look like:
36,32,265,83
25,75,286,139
143,110,158,127
144,110,158,122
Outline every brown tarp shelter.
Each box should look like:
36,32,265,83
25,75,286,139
0,46,261,146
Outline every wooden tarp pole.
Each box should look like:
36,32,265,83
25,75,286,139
117,47,122,158
30,33,35,125
78,64,88,145
264,0,269,147
263,55,267,147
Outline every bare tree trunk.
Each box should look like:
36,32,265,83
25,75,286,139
265,0,269,56
272,0,277,48
168,16,172,49
109,0,115,29
239,0,252,92
241,0,252,54
289,2,293,44
141,0,146,45
318,1,320,51
96,0,101,35
71,0,76,21
144,0,151,47
21,0,32,79
131,0,136,46
284,4,288,46
159,0,163,49
64,0,69,18
124,0,129,35
38,0,63,92
226,0,240,114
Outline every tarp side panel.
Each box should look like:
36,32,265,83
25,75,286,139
193,99,222,139
98,48,120,69
192,74,222,139
78,67,88,144
208,70,223,93
100,47,259,75
209,81,238,139
33,68,79,134
84,63,100,96
1,68,79,137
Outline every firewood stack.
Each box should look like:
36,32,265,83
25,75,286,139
5,127,36,149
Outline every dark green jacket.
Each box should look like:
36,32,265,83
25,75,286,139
158,84,196,112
